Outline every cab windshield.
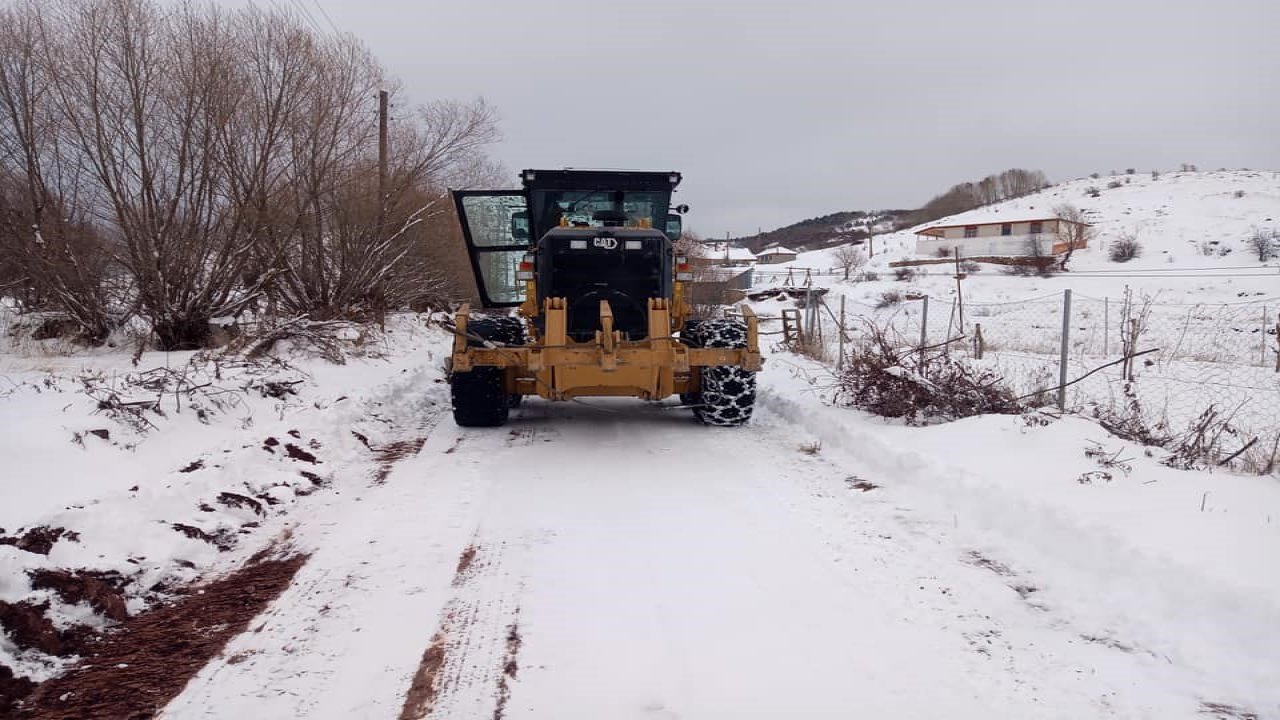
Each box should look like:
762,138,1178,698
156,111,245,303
530,190,670,237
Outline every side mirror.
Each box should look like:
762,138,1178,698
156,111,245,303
664,213,682,241
510,211,530,242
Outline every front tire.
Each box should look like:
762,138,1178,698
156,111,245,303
451,316,524,427
451,367,509,427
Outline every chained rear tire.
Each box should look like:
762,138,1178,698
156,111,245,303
685,319,756,427
452,316,523,427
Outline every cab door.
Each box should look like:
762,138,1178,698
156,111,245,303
452,191,531,308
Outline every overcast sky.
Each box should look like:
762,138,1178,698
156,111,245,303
282,0,1277,238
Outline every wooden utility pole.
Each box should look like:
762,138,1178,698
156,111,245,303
377,90,389,233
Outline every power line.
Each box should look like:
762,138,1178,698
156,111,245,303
310,0,342,35
283,0,324,35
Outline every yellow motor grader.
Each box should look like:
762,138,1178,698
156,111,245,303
448,169,761,427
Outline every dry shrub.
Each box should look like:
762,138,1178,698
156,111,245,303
1091,386,1273,474
834,325,1022,425
1091,381,1171,447
1109,233,1143,262
1161,404,1248,471
875,290,903,308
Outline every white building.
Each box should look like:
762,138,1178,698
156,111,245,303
698,242,757,267
755,245,799,264
915,217,1089,257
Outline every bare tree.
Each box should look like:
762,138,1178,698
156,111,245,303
2,0,504,346
977,174,1000,205
0,1,122,339
1247,227,1277,262
831,243,867,280
40,0,272,348
1052,204,1094,270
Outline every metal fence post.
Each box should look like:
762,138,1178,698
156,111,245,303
837,295,846,370
920,295,929,349
1058,289,1072,411
1263,306,1269,367
1103,297,1109,356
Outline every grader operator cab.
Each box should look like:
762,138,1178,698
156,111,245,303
448,169,761,427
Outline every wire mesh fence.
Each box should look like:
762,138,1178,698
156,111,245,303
791,286,1280,473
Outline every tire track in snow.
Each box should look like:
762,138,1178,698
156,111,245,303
160,407,504,719
399,542,523,720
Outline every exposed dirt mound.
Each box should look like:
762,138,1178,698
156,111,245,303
170,522,237,551
0,600,94,656
28,569,130,622
216,492,265,516
0,666,37,715
284,443,319,463
11,553,308,719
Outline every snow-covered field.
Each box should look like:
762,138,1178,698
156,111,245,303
749,170,1280,463
1,170,1278,719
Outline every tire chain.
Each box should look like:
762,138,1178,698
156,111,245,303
685,319,757,426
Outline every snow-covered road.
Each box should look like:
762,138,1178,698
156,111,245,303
161,394,1247,720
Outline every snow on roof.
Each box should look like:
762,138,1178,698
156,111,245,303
758,246,798,255
700,243,757,261
921,215,1065,230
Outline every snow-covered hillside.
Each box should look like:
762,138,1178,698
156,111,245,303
750,170,1280,461
771,170,1280,304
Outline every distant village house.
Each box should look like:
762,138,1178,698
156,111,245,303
914,217,1089,257
755,245,799,264
696,242,757,267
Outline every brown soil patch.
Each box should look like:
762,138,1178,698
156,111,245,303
28,569,130,622
372,437,426,484
0,527,81,556
493,621,522,720
398,630,448,720
170,523,236,551
399,545,482,719
845,476,880,492
216,492,265,516
1011,584,1039,600
11,553,308,719
455,546,478,579
0,600,94,657
284,443,319,463
399,544,519,720
964,550,1014,577
1200,701,1260,719
1080,633,1136,653
0,666,37,716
